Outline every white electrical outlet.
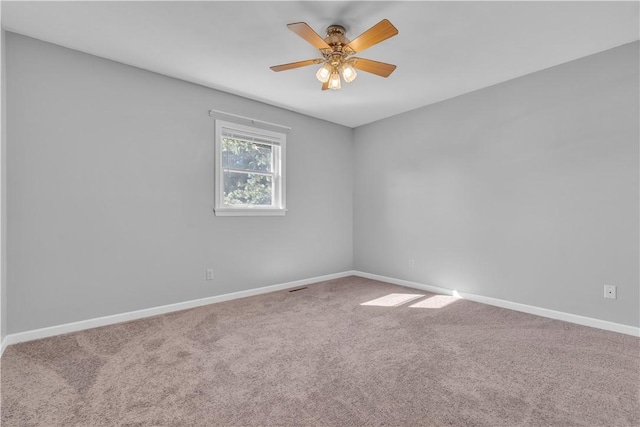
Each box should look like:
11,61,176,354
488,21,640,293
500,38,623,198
206,269,214,281
409,259,415,268
604,285,616,299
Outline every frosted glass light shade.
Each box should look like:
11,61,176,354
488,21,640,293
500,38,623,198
341,63,357,83
328,72,341,90
316,63,332,83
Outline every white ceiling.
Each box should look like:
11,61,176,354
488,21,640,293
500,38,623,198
2,1,638,128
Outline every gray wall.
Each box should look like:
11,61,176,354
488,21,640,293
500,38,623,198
354,42,639,327
6,33,353,333
5,33,638,335
1,21,6,340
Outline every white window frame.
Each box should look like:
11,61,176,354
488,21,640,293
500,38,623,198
214,120,286,216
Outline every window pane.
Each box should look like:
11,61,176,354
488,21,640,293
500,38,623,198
223,171,273,206
222,138,272,173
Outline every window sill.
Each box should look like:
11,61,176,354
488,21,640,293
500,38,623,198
214,208,287,217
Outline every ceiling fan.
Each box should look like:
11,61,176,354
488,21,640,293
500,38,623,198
270,19,398,90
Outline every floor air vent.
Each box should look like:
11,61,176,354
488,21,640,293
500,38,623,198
288,287,308,292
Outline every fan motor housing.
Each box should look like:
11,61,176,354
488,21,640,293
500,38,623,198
324,25,350,50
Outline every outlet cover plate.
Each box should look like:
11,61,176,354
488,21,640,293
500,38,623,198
604,284,616,299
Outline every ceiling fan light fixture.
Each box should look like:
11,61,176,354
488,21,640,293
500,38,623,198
271,20,398,91
328,71,341,90
316,63,332,83
341,63,357,83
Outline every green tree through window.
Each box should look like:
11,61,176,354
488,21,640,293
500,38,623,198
222,138,274,206
215,119,286,216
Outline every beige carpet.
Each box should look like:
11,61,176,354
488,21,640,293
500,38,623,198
1,276,638,426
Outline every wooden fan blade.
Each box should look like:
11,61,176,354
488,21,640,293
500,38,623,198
346,19,398,53
270,59,322,72
352,58,397,77
287,22,331,50
321,81,329,91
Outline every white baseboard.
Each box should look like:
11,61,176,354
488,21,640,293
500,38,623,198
0,270,356,355
2,269,637,357
353,271,640,337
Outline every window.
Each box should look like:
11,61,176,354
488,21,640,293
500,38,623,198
214,120,286,216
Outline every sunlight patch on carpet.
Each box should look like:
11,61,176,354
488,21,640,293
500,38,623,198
360,293,425,307
409,295,459,309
